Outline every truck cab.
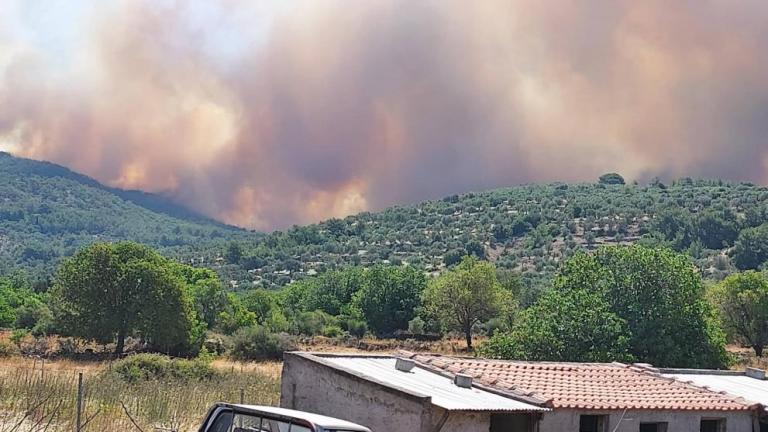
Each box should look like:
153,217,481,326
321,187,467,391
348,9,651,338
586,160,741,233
198,403,372,432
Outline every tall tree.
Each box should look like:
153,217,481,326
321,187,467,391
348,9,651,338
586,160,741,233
481,246,729,368
712,271,768,356
556,246,729,368
52,242,199,356
423,257,514,350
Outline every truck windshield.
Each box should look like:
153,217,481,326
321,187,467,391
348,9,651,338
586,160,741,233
229,413,312,432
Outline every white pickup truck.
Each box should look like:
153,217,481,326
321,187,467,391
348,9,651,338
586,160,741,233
198,403,372,432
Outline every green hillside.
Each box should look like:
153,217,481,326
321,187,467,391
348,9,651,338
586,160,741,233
0,152,255,279
3,151,768,294
224,177,768,291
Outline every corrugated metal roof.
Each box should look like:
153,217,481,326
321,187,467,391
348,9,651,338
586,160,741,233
321,356,549,413
663,373,768,406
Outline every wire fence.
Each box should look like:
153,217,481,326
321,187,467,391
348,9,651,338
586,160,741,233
0,360,281,432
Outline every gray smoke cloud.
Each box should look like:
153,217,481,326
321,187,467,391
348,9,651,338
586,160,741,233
1,0,767,229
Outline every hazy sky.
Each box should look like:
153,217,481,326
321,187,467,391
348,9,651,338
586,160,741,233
1,1,767,230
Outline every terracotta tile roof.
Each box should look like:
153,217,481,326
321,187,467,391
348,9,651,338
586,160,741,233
400,352,756,411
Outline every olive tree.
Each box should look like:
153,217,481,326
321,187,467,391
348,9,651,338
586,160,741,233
352,265,425,336
52,242,200,355
712,271,768,356
423,257,514,350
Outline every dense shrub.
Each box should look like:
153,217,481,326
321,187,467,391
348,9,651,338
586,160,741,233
230,326,296,361
343,319,368,338
292,311,332,336
408,317,426,335
113,353,217,383
321,325,343,338
0,340,19,357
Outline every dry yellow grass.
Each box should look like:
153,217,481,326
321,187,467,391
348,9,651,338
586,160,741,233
0,356,280,432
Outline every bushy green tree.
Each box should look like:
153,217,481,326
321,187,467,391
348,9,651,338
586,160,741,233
481,246,729,368
598,173,625,185
424,257,513,350
241,289,289,332
649,208,694,250
51,242,201,356
285,268,364,316
556,246,729,368
712,271,768,356
0,278,40,328
175,266,228,329
216,293,256,334
352,265,425,336
480,288,631,362
731,224,768,270
695,210,738,250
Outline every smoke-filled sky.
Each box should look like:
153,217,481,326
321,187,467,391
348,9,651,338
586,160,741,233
1,0,768,230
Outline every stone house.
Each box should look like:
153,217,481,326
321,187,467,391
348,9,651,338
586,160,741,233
281,351,767,432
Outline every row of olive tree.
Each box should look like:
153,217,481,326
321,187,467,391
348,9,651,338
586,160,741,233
42,240,757,368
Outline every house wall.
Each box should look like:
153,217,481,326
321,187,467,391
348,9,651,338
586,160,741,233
280,354,758,432
432,406,491,432
281,353,433,432
538,408,756,431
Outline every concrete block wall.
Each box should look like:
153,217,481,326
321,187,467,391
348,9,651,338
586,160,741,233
281,353,433,432
538,409,755,431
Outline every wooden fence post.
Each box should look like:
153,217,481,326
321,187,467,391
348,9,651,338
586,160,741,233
76,372,83,432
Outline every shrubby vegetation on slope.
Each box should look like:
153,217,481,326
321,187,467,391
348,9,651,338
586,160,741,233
0,152,255,279
226,177,768,291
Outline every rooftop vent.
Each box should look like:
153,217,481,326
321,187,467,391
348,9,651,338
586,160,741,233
453,374,473,389
395,358,415,372
746,367,766,380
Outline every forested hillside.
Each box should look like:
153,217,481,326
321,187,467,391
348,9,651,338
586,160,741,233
3,151,768,294
0,152,255,279
225,176,768,291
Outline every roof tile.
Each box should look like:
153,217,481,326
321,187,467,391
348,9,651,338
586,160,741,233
408,354,753,411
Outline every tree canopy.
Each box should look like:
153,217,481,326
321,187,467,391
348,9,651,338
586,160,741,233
351,265,426,336
51,242,204,355
424,257,514,350
480,245,730,368
712,271,768,356
480,287,631,362
558,246,729,368
598,172,626,185
731,224,768,270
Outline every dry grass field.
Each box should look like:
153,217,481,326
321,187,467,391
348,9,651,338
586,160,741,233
9,336,761,432
0,356,281,432
0,333,473,432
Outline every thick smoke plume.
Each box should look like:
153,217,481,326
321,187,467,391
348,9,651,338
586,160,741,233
1,1,767,229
